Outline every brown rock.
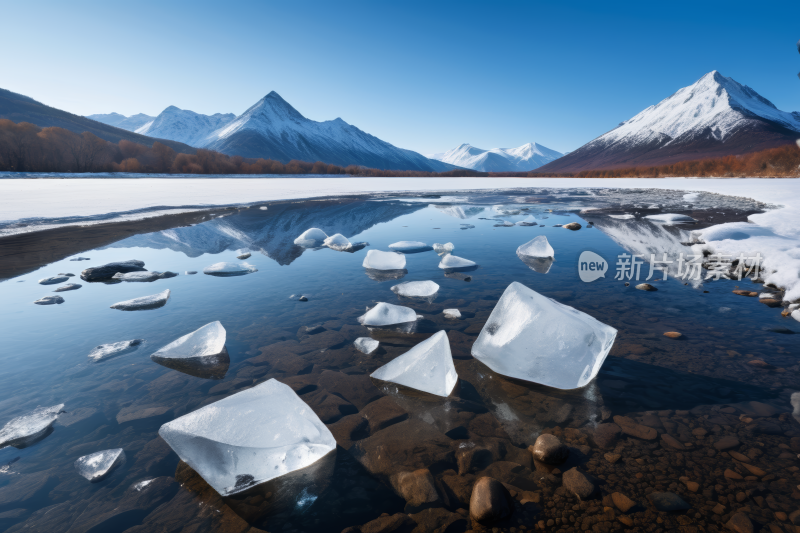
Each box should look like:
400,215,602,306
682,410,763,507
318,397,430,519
612,492,636,513
361,397,409,433
409,508,466,533
562,467,596,500
614,415,657,440
714,435,741,451
604,453,621,464
661,433,684,450
725,512,754,533
116,405,170,424
739,463,766,477
530,433,569,465
618,515,634,527
728,450,750,463
390,469,440,511
684,480,700,492
469,477,512,524
359,513,415,533
760,298,783,308
563,222,582,231
733,290,758,297
663,332,682,339
593,423,622,448
724,469,743,480
748,360,774,369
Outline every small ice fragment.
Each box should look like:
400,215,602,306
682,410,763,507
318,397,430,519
75,448,125,482
354,337,379,354
443,309,461,319
494,221,515,227
718,307,732,313
132,479,155,491
151,321,226,362
0,404,64,449
438,255,476,270
515,216,537,226
294,228,328,247
88,339,144,363
370,330,458,397
34,296,64,305
432,243,454,256
362,250,406,270
158,378,336,496
110,289,170,311
236,253,251,260
203,262,257,277
53,283,82,292
759,292,779,300
80,260,146,281
644,213,696,224
112,271,171,282
608,214,635,220
388,241,432,253
792,309,800,323
391,280,440,298
472,282,617,389
39,276,69,285
516,235,554,259
185,271,197,275
358,302,417,326
323,233,353,251
259,206,268,210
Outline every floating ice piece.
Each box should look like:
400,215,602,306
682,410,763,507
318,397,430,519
112,271,176,282
433,242,454,256
362,250,406,270
792,309,800,323
203,262,257,277
88,339,144,363
237,253,251,260
354,337,379,354
370,331,457,397
150,322,230,379
358,302,417,326
53,283,82,292
159,378,336,496
294,228,328,247
0,404,64,449
81,260,146,281
438,254,477,270
75,448,126,482
391,280,440,298
608,214,635,220
515,216,538,227
472,282,617,389
110,289,170,311
185,271,197,275
39,276,69,285
645,213,696,224
323,233,353,251
493,205,521,215
132,479,155,491
443,309,461,319
58,273,75,277
35,295,64,305
389,241,432,253
517,235,554,259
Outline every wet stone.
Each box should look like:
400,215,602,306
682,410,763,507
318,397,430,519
562,467,596,500
648,492,690,512
530,433,569,465
469,476,512,524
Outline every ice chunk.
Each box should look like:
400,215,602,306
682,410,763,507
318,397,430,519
443,309,461,319
0,404,64,449
391,280,440,299
517,235,554,259
294,228,328,247
433,242,454,256
354,337,379,354
388,241,432,253
472,282,616,389
158,378,336,496
150,322,230,379
438,254,477,270
236,252,251,260
81,260,146,281
494,221,515,227
203,262,257,276
53,283,82,292
370,331,457,397
34,295,64,305
75,448,125,482
323,233,353,251
112,271,176,282
645,213,696,224
608,214,635,220
132,479,155,491
185,271,197,275
110,289,170,311
39,276,69,285
88,339,144,363
515,216,538,226
358,302,417,326
792,309,800,323
362,250,406,270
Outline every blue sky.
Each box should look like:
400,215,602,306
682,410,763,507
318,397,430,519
3,0,799,154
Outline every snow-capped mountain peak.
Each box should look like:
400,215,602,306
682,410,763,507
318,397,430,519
428,142,563,172
135,106,236,147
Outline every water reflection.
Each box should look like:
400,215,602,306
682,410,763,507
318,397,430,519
151,348,230,380
518,255,554,274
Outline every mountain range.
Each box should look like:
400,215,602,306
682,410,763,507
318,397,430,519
428,142,563,172
87,112,155,132
538,70,800,172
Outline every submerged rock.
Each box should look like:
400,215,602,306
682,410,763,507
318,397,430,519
38,276,69,285
563,467,596,499
389,241,432,253
362,250,406,270
158,378,336,496
80,260,146,281
358,302,417,327
75,448,126,482
88,339,144,363
563,222,582,230
354,337,379,355
470,477,512,524
471,282,617,389
0,404,64,449
34,296,64,305
110,289,170,311
53,283,82,292
370,330,457,397
150,321,230,379
203,262,257,277
438,254,476,270
531,433,569,464
391,280,439,299
648,492,690,511
636,283,658,291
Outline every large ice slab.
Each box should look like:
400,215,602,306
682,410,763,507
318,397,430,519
203,262,257,276
354,337,379,354
517,236,554,259
370,330,458,397
158,378,336,496
358,302,417,326
438,254,477,270
110,289,170,311
88,339,144,363
75,448,126,482
39,276,69,285
362,250,406,270
391,280,440,299
323,233,353,251
294,228,328,247
472,282,617,389
150,321,230,379
389,241,432,253
81,260,146,281
0,404,64,449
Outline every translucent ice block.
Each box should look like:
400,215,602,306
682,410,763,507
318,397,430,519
88,339,144,363
75,448,126,482
358,302,417,326
391,281,440,298
370,331,458,397
516,235,554,259
438,255,476,270
0,404,64,449
323,233,352,251
432,243,454,256
294,228,328,247
362,250,406,270
354,337,379,354
388,241,432,253
203,262,258,277
110,289,170,310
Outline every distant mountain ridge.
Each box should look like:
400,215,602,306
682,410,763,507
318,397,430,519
87,112,154,131
538,70,800,173
428,142,563,172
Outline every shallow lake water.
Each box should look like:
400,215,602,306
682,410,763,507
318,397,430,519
0,189,798,533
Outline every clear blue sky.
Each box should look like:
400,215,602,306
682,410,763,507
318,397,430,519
3,0,799,155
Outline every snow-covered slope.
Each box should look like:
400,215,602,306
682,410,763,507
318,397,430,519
87,112,154,132
539,71,800,172
135,107,235,147
428,142,563,172
201,91,456,172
